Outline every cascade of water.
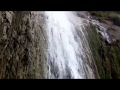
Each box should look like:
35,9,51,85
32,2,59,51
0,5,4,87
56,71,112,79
44,11,95,79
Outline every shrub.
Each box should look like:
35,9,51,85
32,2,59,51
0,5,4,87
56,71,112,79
109,13,120,26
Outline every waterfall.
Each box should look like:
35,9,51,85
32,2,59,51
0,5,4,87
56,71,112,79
44,11,95,79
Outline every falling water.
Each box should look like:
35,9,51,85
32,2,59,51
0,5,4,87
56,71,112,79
43,11,95,79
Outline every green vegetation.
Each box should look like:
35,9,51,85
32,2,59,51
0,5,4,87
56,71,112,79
89,11,110,22
89,11,120,26
86,24,120,79
109,13,120,26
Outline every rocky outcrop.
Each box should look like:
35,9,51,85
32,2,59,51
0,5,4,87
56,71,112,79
0,11,47,79
83,11,120,79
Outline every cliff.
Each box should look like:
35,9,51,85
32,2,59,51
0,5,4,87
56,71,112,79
0,11,46,79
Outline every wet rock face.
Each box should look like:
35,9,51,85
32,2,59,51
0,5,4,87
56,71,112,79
0,11,47,79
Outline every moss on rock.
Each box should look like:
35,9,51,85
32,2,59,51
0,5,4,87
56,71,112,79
86,24,120,79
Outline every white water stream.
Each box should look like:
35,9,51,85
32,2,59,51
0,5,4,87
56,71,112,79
44,11,95,79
